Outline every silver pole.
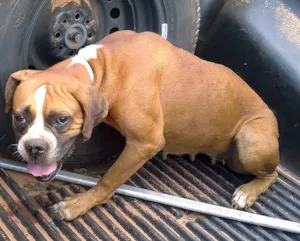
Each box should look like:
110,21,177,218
1,158,300,234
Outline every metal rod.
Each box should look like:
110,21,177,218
1,158,300,234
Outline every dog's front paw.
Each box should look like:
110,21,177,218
51,193,89,221
231,185,258,209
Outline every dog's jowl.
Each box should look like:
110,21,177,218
5,30,279,220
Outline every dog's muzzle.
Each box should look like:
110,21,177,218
25,138,49,160
24,139,75,182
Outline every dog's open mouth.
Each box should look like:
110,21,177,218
25,143,75,182
27,161,63,182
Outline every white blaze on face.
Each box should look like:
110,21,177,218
68,44,103,83
29,85,47,137
18,85,57,162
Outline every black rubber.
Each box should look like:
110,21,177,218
162,0,200,53
0,0,200,90
0,0,200,155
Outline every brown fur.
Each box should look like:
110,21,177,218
6,30,279,220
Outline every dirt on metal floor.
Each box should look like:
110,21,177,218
0,155,300,240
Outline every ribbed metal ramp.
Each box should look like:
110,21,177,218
0,155,300,240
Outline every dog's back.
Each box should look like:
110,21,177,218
99,31,276,156
159,48,276,155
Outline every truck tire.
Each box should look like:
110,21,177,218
0,0,200,160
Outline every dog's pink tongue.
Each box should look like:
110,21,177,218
27,163,57,177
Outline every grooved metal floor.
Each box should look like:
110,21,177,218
0,155,300,240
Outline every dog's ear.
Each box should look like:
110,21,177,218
5,70,41,113
69,85,108,142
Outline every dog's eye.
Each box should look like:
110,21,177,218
14,114,26,124
55,116,70,125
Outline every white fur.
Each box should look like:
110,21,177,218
52,201,74,220
78,44,103,60
18,85,57,162
69,55,94,82
29,85,47,137
232,188,248,209
68,44,103,82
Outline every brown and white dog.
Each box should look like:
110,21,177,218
5,30,279,221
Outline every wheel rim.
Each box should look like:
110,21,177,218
23,0,167,70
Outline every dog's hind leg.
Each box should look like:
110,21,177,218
229,117,279,209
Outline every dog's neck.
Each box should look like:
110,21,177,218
69,55,95,82
72,45,106,90
49,45,105,89
48,44,116,105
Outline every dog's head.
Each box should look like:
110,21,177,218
5,69,108,181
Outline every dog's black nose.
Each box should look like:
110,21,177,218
25,139,49,157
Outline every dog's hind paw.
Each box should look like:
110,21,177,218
231,186,258,209
231,189,248,209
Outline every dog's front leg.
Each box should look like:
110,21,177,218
52,138,164,221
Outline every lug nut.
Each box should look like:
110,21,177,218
69,32,83,43
74,34,83,43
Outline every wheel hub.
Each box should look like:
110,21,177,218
65,23,87,50
26,0,167,69
49,7,98,60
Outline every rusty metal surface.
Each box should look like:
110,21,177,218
0,155,300,240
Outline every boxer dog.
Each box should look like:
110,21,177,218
5,30,279,220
